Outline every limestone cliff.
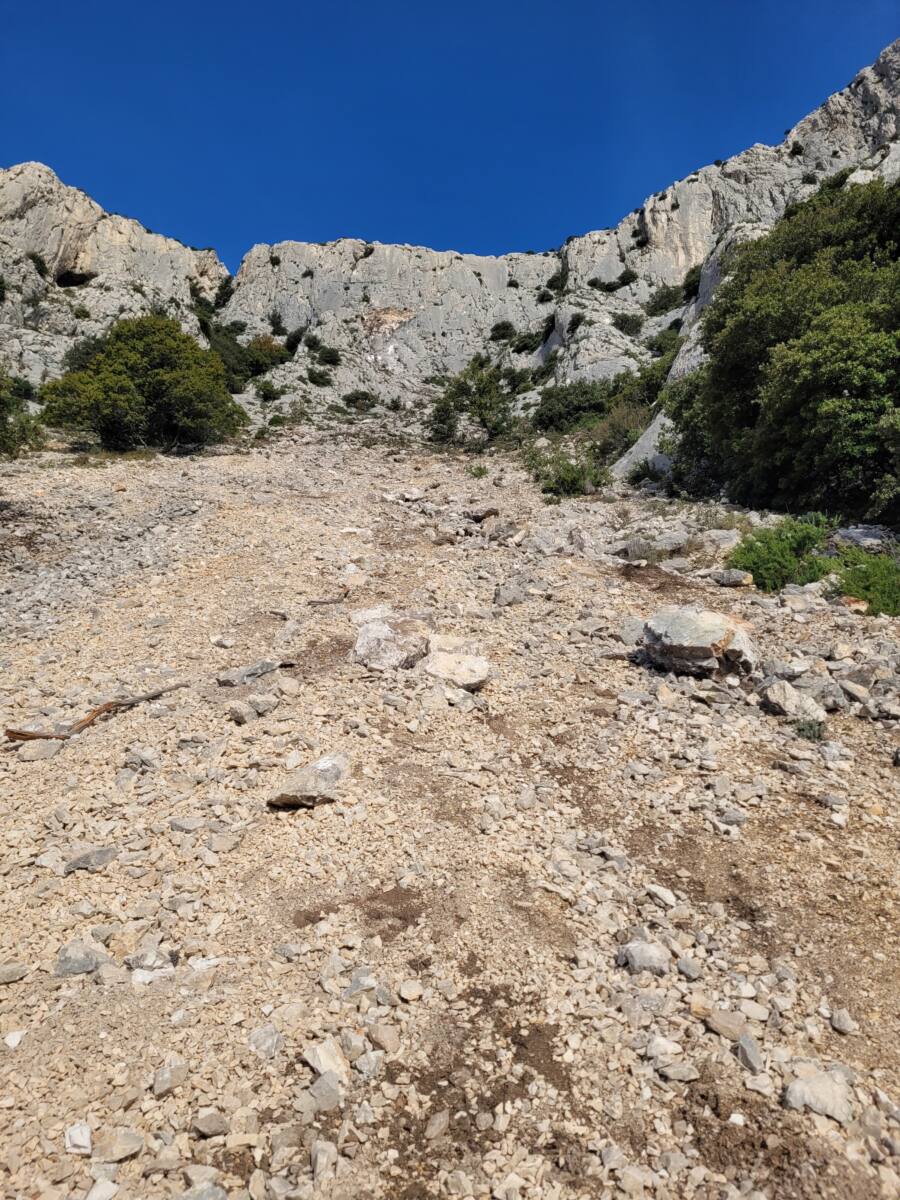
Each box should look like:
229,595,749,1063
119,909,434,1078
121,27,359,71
1,40,897,407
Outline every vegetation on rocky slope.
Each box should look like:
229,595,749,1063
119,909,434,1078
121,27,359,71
40,316,247,450
665,176,900,523
0,367,42,456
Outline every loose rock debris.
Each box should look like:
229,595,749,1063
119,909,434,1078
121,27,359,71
0,432,898,1200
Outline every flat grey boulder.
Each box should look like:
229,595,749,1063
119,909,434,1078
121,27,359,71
617,939,671,976
643,607,757,676
422,634,491,691
783,1070,853,1124
268,752,350,810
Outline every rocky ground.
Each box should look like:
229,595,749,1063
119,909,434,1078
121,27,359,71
1,434,898,1200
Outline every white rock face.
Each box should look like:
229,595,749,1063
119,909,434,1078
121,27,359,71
0,40,897,411
0,162,227,381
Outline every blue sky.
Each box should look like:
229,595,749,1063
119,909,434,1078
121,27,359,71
4,2,897,271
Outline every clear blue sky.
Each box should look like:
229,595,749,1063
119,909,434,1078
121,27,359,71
5,1,897,272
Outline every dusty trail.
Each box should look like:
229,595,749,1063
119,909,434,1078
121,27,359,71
1,435,897,1200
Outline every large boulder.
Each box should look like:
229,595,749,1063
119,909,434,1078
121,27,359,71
643,607,757,676
351,608,430,672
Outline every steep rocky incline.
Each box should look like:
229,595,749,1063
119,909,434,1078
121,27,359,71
0,40,898,411
0,435,898,1198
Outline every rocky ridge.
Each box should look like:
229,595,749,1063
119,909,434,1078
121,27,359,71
1,40,899,427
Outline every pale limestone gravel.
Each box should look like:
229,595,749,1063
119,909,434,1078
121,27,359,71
0,433,898,1200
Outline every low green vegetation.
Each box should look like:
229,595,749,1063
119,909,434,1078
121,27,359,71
531,340,680,433
664,176,900,522
523,441,610,497
0,367,43,456
612,311,644,337
307,367,332,387
644,283,683,316
588,267,637,293
428,355,519,444
342,389,379,410
727,515,900,615
26,251,48,278
489,320,516,342
40,315,247,450
727,516,834,591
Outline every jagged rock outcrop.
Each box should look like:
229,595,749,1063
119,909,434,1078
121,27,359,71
0,162,227,381
1,40,898,412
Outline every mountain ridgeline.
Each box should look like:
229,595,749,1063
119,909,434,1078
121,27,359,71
0,39,898,515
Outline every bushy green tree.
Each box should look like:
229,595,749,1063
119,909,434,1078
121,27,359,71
41,315,247,450
428,355,517,444
665,177,900,521
0,367,43,456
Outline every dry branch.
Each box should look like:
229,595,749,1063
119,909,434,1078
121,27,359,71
5,681,189,743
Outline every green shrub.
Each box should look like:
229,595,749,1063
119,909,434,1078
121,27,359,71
269,310,287,336
588,267,637,292
532,380,614,432
834,547,900,615
681,264,702,302
254,379,284,403
567,312,585,337
545,265,568,293
644,327,683,357
536,288,553,304
301,268,314,279
532,341,678,434
428,355,514,444
284,326,306,354
467,463,488,478
589,398,653,461
73,304,90,319
726,517,833,591
644,283,683,316
0,367,43,456
511,330,543,354
304,333,321,352
26,251,48,278
0,274,6,304
343,389,379,410
63,334,106,374
40,315,246,450
802,171,818,185
214,276,234,309
307,367,332,387
243,334,291,378
793,719,826,741
524,443,611,496
317,345,341,366
489,320,516,342
270,255,281,267
612,311,645,337
666,178,900,521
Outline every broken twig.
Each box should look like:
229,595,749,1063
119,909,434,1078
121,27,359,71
307,587,349,607
5,681,189,743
